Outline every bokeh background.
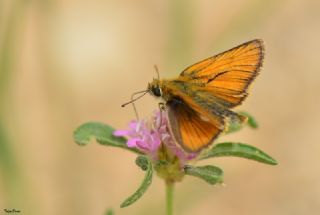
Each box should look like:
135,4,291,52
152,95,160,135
1,0,320,214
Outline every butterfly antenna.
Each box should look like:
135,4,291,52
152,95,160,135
121,90,149,120
154,65,160,80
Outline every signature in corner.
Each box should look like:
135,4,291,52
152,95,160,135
4,208,21,213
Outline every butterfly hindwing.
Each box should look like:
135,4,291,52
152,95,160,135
167,97,223,152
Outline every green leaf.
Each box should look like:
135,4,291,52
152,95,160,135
73,122,141,154
184,165,223,185
199,142,278,165
225,112,258,134
120,156,153,208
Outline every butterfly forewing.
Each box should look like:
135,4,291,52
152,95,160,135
180,39,264,107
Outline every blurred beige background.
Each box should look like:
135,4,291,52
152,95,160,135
1,0,320,214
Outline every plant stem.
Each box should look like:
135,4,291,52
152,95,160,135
166,181,174,215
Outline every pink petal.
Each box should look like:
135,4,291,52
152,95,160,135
113,130,129,136
128,121,138,129
127,138,140,147
136,141,149,151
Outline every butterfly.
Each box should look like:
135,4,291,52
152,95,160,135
123,39,264,152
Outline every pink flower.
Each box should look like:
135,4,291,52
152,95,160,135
113,111,197,164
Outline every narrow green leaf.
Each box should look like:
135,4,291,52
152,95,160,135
225,112,258,134
184,165,223,185
199,142,278,165
120,156,153,208
73,122,141,154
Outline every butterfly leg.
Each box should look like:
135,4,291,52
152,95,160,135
158,102,166,111
157,102,166,129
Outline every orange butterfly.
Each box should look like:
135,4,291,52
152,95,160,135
124,39,264,152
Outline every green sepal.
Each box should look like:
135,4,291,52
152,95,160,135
73,122,141,154
184,165,223,185
120,156,153,208
240,111,258,128
226,112,258,134
199,142,278,165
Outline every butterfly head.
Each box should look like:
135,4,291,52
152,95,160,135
148,79,162,97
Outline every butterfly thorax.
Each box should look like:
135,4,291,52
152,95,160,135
148,78,193,102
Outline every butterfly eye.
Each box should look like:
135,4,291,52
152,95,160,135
151,86,162,97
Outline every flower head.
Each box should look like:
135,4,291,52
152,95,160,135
114,111,197,166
